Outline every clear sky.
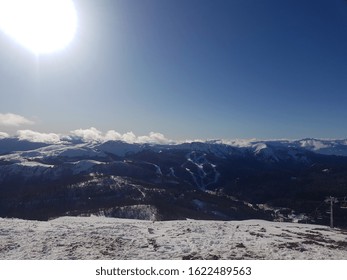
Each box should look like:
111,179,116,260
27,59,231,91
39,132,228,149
1,0,347,141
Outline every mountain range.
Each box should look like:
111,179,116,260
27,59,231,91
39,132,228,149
1,136,347,227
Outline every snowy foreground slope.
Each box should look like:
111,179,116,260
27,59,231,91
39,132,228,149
1,216,346,260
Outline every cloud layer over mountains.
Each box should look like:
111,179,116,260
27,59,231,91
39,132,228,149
2,114,347,158
4,127,173,145
0,112,174,144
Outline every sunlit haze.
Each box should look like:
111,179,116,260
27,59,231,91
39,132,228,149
0,0,77,54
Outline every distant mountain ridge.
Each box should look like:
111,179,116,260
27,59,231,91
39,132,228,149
2,136,347,156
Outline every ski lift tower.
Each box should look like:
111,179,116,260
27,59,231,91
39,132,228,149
325,196,339,228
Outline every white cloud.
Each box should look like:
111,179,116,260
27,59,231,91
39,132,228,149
10,126,174,145
0,113,34,126
104,131,171,144
0,131,9,139
121,132,137,143
68,127,173,144
104,130,122,141
137,132,171,144
103,130,138,143
17,130,61,144
70,127,104,142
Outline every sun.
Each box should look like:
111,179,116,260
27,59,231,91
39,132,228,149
0,0,77,54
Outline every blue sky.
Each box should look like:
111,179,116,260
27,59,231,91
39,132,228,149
1,0,347,140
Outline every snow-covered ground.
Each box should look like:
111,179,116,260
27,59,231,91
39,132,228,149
1,216,346,260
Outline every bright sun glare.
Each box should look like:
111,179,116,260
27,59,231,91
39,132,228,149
0,0,77,54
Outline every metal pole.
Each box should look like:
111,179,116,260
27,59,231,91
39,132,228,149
330,196,334,228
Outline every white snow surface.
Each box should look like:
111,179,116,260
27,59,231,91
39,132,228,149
70,160,105,174
0,143,107,162
1,216,346,260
